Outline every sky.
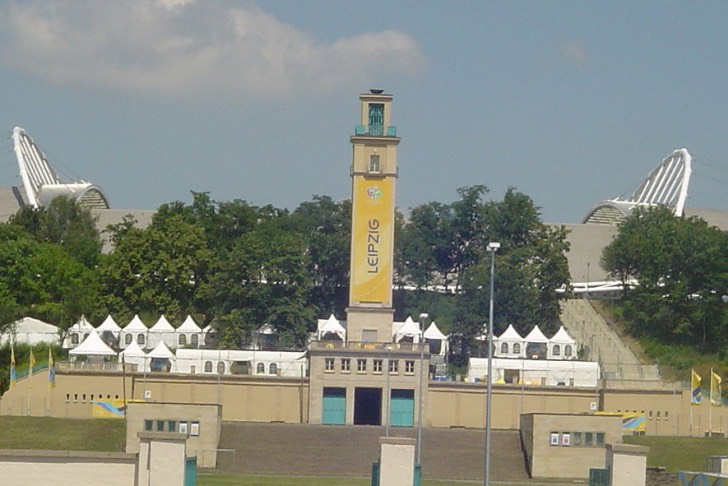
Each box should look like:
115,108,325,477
1,0,727,224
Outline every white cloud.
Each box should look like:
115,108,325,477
562,42,588,64
0,0,425,99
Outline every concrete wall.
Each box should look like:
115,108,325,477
4,365,728,439
0,369,133,418
136,374,308,423
126,402,221,468
520,413,622,480
0,449,136,486
428,382,598,429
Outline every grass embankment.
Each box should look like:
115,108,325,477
624,435,728,473
590,301,728,383
0,416,126,451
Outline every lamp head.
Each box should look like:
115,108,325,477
487,242,501,252
419,312,429,321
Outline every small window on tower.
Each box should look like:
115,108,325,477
369,154,380,173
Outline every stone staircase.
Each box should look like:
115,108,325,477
560,299,661,382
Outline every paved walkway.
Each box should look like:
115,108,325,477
560,299,660,381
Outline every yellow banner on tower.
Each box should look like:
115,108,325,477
350,177,394,304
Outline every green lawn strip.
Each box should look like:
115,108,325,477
0,416,126,451
624,435,728,473
197,474,538,486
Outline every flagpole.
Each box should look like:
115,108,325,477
710,368,714,437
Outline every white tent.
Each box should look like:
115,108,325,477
201,325,214,347
175,348,307,377
494,324,525,358
524,325,549,359
119,340,147,371
120,315,149,350
63,315,96,349
149,315,176,349
148,341,176,372
393,316,423,343
96,314,121,348
423,321,448,356
176,315,203,348
467,357,599,387
548,326,577,360
97,315,122,335
253,323,276,350
0,317,60,346
69,331,117,357
317,314,346,341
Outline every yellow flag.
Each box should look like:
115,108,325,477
691,369,702,405
9,344,16,389
29,349,35,376
711,370,722,407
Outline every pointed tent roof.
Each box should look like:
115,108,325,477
423,321,447,340
68,315,95,333
550,326,576,345
124,315,148,332
97,315,121,333
148,340,175,359
497,324,524,341
394,316,423,342
177,315,202,333
119,340,146,357
69,331,117,356
150,315,175,332
524,325,549,343
317,314,346,340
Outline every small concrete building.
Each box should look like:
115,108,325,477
520,412,623,480
125,401,222,468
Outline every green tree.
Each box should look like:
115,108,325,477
99,214,212,321
602,206,728,349
200,224,314,348
9,196,102,267
288,196,351,317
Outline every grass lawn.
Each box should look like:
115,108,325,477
624,435,728,472
197,474,529,486
0,416,126,451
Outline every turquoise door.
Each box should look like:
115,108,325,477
322,387,346,425
390,389,414,427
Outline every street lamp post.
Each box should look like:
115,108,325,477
417,312,429,467
484,242,500,486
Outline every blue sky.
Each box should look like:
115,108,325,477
1,1,727,223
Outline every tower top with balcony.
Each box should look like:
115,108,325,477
346,90,400,343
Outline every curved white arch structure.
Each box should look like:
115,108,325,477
11,127,110,210
583,148,692,224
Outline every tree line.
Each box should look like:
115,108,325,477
0,186,571,362
602,205,728,354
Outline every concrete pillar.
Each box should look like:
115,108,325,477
379,437,416,486
137,432,188,486
606,443,649,486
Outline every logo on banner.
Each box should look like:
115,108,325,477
367,186,382,199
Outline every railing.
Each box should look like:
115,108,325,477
58,361,137,372
354,125,397,137
309,340,425,352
